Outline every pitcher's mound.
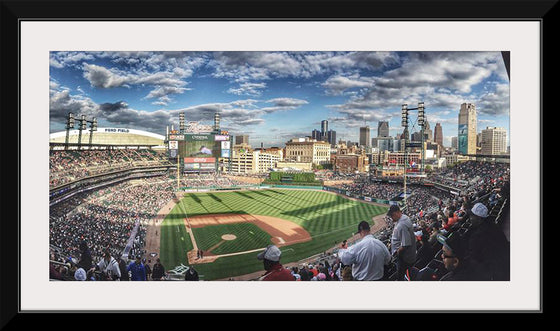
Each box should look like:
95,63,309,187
222,234,237,240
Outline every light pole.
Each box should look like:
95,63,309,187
77,114,87,150
88,117,98,149
65,112,75,150
418,102,425,174
401,104,409,209
401,101,426,210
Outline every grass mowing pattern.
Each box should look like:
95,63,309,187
193,223,271,255
161,189,387,280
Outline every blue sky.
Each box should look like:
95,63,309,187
50,51,510,147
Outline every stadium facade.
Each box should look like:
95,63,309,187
49,127,166,149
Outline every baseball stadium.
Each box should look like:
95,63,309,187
49,113,511,282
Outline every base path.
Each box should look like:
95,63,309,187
144,193,183,261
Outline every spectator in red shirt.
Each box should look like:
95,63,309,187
256,245,295,281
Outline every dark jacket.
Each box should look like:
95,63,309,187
465,220,510,281
119,259,130,281
415,241,434,269
151,262,165,280
77,246,93,271
184,267,199,281
440,260,474,281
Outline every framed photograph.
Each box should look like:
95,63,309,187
2,0,554,319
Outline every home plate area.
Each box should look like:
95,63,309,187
184,213,311,265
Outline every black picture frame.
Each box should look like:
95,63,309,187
2,0,554,323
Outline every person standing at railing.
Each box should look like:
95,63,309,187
388,205,417,281
336,221,391,281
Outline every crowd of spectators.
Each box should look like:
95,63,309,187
337,181,404,200
49,175,178,280
314,171,362,182
49,149,172,188
181,173,245,189
50,159,509,282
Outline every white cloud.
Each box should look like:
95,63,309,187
227,82,267,96
322,74,375,95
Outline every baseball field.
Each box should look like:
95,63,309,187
158,188,388,280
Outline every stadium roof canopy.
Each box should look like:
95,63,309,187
50,128,165,147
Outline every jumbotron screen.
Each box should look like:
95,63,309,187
179,133,220,159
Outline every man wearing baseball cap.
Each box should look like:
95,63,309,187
387,204,417,281
465,202,510,281
256,245,295,281
438,233,473,281
336,220,391,281
127,254,147,281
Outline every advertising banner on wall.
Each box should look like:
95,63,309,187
215,135,230,141
184,163,200,170
169,134,184,141
185,157,216,163
458,124,468,154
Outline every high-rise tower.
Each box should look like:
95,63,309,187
359,126,371,148
434,123,443,146
378,121,389,137
458,103,477,155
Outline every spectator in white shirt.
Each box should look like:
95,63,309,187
96,250,122,281
336,221,392,281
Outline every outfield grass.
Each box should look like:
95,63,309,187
160,188,387,280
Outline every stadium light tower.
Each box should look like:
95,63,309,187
417,102,425,173
179,112,185,134
88,117,98,149
65,112,75,150
400,101,426,210
214,112,221,133
401,104,409,209
77,114,87,150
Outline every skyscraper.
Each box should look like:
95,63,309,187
321,120,328,137
311,129,322,141
481,127,507,155
377,121,389,137
434,123,443,146
458,103,477,155
313,120,336,146
327,130,336,147
235,135,249,145
424,120,432,141
359,126,371,148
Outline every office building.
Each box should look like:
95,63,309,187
458,103,477,155
481,127,507,155
235,135,249,145
377,121,390,137
359,126,371,148
434,123,443,146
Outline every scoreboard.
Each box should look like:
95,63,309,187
168,132,231,173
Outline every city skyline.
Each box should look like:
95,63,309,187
50,51,510,148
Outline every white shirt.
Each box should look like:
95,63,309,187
338,234,391,281
97,257,121,280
